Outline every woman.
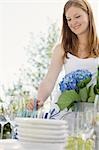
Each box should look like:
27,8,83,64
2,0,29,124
27,0,99,110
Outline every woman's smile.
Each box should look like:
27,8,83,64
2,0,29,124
73,24,81,30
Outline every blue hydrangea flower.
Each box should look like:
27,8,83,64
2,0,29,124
59,69,92,92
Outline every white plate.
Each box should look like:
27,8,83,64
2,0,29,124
19,136,66,143
15,117,67,126
18,132,67,140
18,127,68,136
17,123,68,130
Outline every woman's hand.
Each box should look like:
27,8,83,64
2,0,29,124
37,99,44,109
27,98,44,110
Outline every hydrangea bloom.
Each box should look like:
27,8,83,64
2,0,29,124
59,69,92,92
49,68,98,119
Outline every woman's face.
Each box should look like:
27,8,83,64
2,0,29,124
65,6,89,36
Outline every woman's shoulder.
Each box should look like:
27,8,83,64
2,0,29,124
52,43,65,57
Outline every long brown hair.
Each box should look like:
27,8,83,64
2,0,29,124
61,0,99,58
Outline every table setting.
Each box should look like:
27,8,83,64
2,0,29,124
0,67,99,150
0,98,68,150
0,98,99,150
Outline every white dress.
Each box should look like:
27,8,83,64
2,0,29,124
52,53,99,103
64,53,98,74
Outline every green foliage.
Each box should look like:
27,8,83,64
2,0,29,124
57,90,80,110
94,66,99,94
79,87,88,102
77,78,91,89
0,115,12,139
2,123,12,139
3,22,59,99
77,77,92,102
5,80,23,96
0,97,3,102
20,22,60,91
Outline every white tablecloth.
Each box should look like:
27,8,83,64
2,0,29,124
0,139,65,150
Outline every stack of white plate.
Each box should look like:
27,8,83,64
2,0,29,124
15,118,68,145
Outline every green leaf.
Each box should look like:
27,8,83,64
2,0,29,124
94,85,99,95
96,66,99,88
94,66,99,94
87,85,96,103
87,96,95,103
56,90,80,111
89,85,96,97
0,97,3,102
79,87,88,102
77,77,91,89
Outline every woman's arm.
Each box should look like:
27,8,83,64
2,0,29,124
27,44,65,110
37,44,64,102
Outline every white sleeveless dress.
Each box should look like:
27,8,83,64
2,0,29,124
52,53,99,103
